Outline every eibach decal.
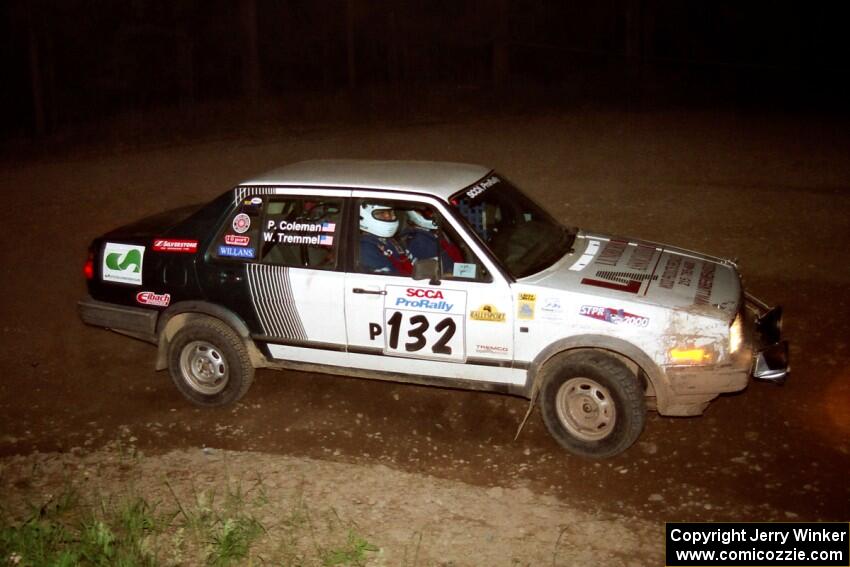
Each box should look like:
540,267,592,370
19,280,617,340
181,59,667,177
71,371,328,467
579,305,649,327
152,239,198,253
136,291,171,307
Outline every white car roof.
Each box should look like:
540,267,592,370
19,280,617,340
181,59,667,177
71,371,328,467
239,160,492,200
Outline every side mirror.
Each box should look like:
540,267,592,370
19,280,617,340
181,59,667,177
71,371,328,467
413,257,440,285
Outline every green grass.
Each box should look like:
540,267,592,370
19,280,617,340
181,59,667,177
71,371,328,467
2,473,379,566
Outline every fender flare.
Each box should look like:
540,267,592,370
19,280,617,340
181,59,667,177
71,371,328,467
154,301,265,370
525,334,669,410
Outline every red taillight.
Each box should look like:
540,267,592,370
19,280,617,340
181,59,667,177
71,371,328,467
83,252,94,280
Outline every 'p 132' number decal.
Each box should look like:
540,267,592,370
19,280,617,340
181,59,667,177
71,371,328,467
379,285,468,361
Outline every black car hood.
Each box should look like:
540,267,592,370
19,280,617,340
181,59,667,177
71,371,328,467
103,203,204,240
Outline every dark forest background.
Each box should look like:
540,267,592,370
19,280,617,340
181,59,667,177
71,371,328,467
3,1,850,142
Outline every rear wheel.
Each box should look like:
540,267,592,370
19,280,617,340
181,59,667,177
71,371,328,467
167,317,254,407
539,351,645,458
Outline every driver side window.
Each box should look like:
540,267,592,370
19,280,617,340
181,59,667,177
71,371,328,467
259,196,342,270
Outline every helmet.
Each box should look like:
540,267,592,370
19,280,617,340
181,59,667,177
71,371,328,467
407,208,437,230
360,203,399,237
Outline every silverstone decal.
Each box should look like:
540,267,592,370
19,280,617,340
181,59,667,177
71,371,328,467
694,262,716,305
232,213,251,234
224,234,251,246
568,239,600,271
517,292,536,320
595,240,628,267
218,245,256,258
470,304,506,322
579,305,649,327
626,245,657,271
246,264,307,340
465,175,501,200
233,186,277,207
136,291,170,307
658,255,683,289
102,243,144,285
379,286,467,361
152,239,198,253
540,296,564,320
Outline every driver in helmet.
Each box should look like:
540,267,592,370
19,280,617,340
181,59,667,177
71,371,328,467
401,207,463,271
359,203,414,275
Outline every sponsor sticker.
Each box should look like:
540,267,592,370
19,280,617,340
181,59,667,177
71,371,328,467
579,305,649,327
517,292,536,320
232,213,251,234
218,245,256,259
465,175,501,200
224,234,250,246
245,197,263,205
540,297,564,320
475,344,510,355
102,243,144,285
470,304,506,322
595,240,628,267
152,239,198,253
136,291,170,307
387,286,466,314
694,262,716,305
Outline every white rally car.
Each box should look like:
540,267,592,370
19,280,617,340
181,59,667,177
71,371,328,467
78,160,788,457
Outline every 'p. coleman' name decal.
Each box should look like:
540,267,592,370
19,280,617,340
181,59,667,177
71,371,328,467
153,239,198,253
266,220,335,232
136,291,170,307
579,305,649,327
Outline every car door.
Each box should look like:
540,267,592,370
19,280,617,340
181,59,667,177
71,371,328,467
202,188,350,363
344,190,524,387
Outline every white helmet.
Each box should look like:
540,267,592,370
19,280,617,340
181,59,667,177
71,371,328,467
360,203,399,237
407,209,437,230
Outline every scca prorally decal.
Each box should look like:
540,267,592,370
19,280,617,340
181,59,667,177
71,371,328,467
136,291,170,307
579,305,649,327
152,239,198,253
465,175,500,200
102,243,144,285
224,234,250,246
232,213,251,234
219,245,256,259
246,264,307,340
394,288,454,312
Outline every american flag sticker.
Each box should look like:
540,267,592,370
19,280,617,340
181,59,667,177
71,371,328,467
319,235,334,246
321,222,336,232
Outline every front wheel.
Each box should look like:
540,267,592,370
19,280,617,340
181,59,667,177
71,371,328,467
539,351,645,458
167,317,255,407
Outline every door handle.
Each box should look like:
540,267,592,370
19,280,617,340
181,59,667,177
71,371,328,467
352,287,386,295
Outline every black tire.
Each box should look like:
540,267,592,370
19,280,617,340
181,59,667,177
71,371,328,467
538,351,645,458
167,316,255,407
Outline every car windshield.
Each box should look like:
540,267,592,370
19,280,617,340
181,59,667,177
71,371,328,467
449,174,575,278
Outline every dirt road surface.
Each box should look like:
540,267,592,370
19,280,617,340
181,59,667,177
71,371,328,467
1,109,848,563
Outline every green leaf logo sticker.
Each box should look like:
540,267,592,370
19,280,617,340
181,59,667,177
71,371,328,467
102,243,145,285
105,249,142,272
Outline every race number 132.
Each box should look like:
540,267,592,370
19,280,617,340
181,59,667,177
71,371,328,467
382,310,465,361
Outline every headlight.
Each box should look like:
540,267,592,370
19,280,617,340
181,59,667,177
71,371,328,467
729,313,743,354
